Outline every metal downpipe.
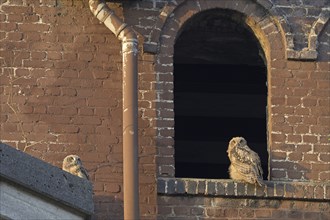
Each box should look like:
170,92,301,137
89,1,139,219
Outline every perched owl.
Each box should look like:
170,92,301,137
227,137,263,186
62,155,89,180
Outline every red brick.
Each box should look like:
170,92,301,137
78,52,94,62
314,145,330,152
18,23,50,32
7,14,23,22
311,106,329,116
296,144,312,152
58,34,74,43
0,13,6,22
271,96,285,105
287,61,301,70
0,22,18,31
311,71,329,80
271,161,295,170
270,133,286,142
294,107,310,115
294,125,309,134
73,116,102,125
24,14,40,22
286,78,301,87
62,107,78,115
302,135,318,143
271,151,286,160
47,52,62,60
319,154,330,162
79,108,94,116
319,172,330,181
293,88,309,96
0,32,5,40
287,134,302,143
288,152,303,161
33,105,47,114
104,183,121,193
273,124,293,133
286,115,302,124
272,106,294,114
302,79,317,88
303,153,318,162
31,51,46,60
286,96,301,106
312,163,329,172
18,105,33,113
2,123,18,132
310,125,328,134
1,5,33,13
300,62,316,71
319,135,329,144
255,210,271,218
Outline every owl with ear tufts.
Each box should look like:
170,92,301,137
62,155,89,180
227,137,263,186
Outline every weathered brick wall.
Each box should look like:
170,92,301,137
157,196,329,219
1,0,329,219
132,0,329,182
157,178,330,219
0,1,138,219
125,0,329,219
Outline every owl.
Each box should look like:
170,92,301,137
62,155,89,180
227,137,263,186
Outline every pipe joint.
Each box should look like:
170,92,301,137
89,0,108,18
118,26,137,43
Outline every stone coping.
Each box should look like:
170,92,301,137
158,177,330,201
0,143,94,216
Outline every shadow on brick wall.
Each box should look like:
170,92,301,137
317,20,330,62
92,195,123,220
270,151,317,181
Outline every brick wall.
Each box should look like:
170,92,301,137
1,0,329,219
0,1,130,219
129,0,329,219
157,178,329,219
157,196,329,219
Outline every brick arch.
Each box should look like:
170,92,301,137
154,0,285,178
309,10,330,56
147,0,287,62
155,0,287,65
145,0,329,61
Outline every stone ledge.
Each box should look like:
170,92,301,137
0,143,94,216
143,42,158,54
286,49,318,60
158,177,330,201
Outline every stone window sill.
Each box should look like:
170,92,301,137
157,177,330,201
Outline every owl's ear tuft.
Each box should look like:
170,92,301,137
64,155,75,163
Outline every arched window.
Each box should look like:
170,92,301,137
174,9,268,179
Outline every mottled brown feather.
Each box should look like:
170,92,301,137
62,155,89,180
227,137,263,186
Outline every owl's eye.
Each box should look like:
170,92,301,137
68,156,74,162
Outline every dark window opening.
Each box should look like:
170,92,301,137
174,9,268,180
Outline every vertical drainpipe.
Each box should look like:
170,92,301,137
88,1,140,219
